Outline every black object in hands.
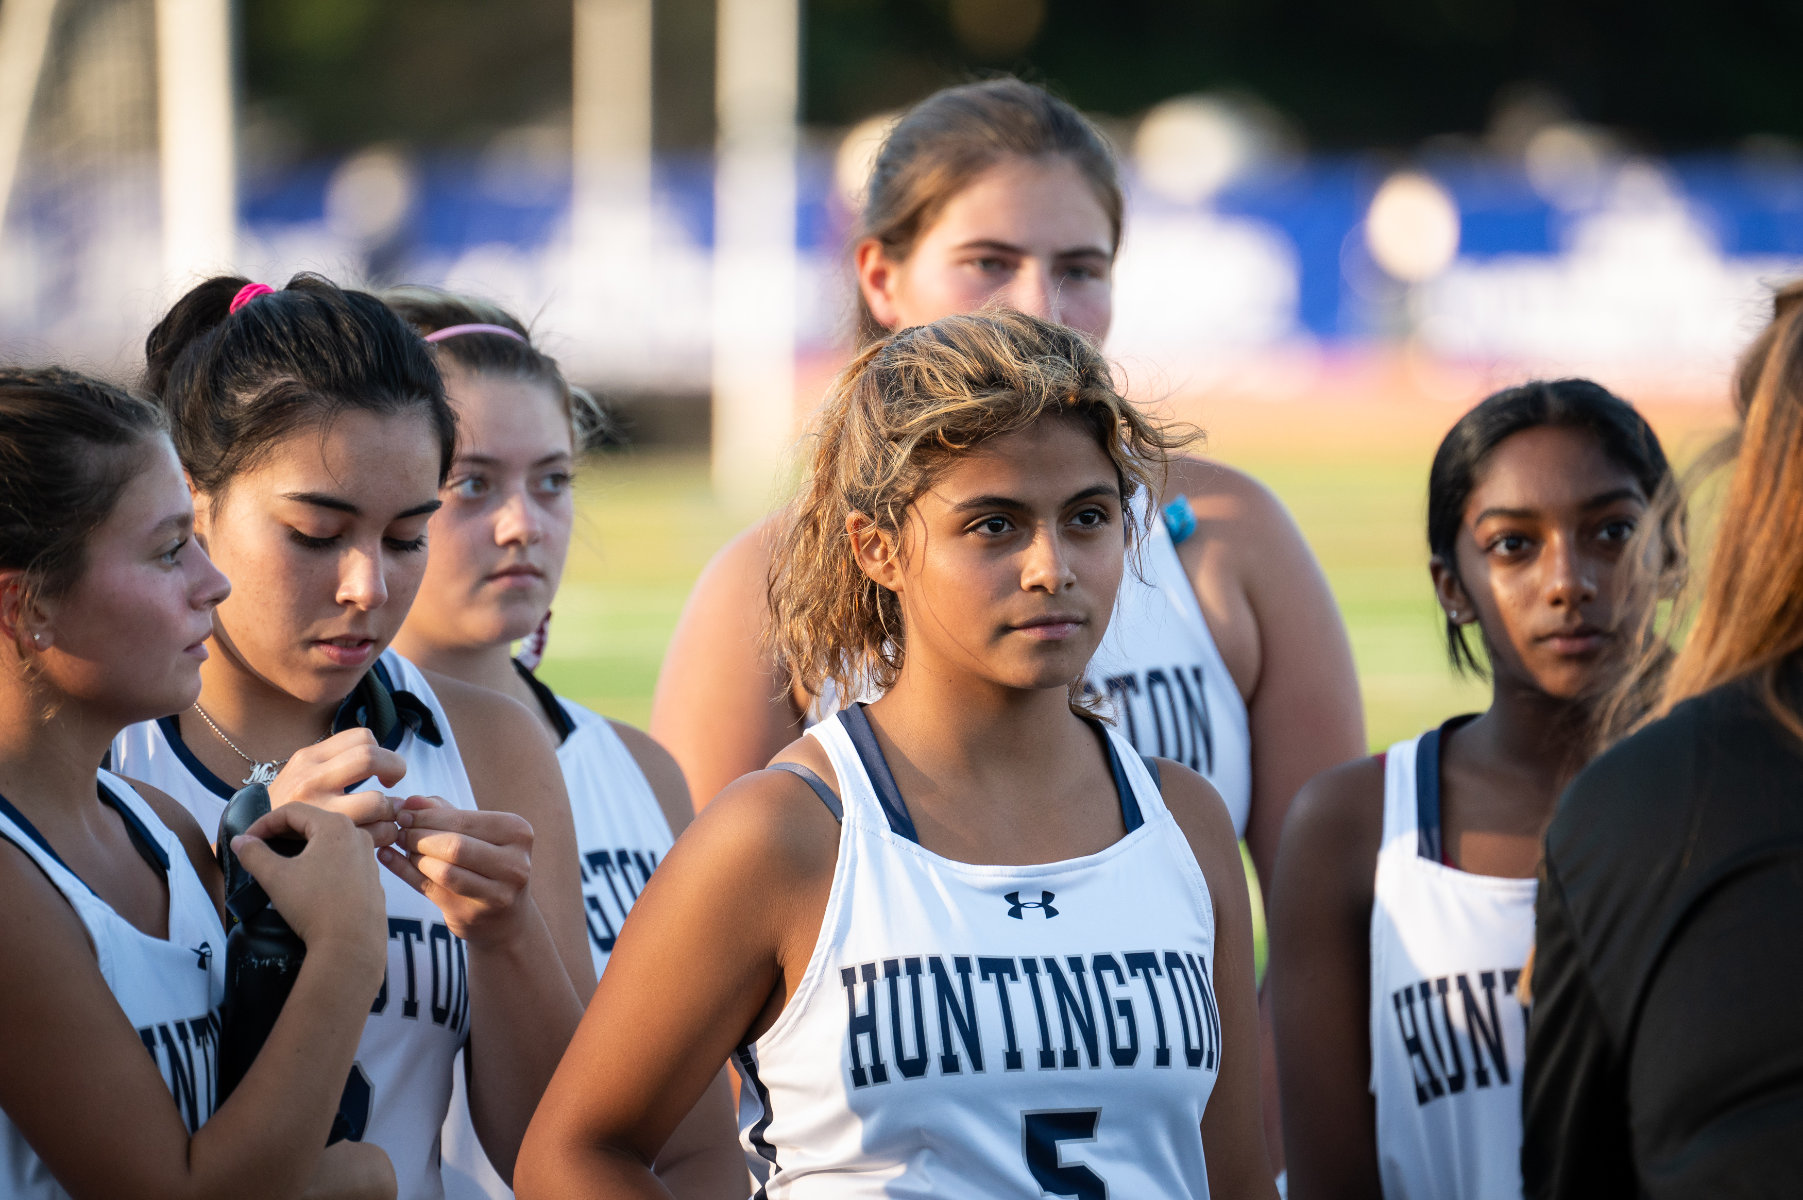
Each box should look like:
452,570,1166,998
215,783,366,1144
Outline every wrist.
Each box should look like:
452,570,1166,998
302,928,390,988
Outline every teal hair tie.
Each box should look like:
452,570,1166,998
1162,494,1197,545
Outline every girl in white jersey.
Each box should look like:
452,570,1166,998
0,367,393,1198
109,275,597,1200
519,310,1276,1198
379,287,742,1199
654,80,1358,1168
1268,381,1676,1200
653,76,1362,873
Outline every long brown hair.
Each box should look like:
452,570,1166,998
768,309,1189,707
1653,279,1803,739
853,78,1123,346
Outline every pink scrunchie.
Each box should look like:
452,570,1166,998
229,282,275,314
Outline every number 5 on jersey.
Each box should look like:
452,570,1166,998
1023,1109,1106,1198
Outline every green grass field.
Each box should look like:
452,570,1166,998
536,447,1489,753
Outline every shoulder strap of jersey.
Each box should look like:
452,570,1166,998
769,762,843,822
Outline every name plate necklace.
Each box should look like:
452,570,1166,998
191,701,328,786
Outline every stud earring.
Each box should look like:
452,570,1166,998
30,633,44,648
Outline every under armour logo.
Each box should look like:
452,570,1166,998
1005,890,1058,919
193,942,212,970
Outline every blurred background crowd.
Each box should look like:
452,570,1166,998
3,0,1798,746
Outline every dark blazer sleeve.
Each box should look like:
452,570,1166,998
1520,857,1636,1200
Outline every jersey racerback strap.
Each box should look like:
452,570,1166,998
836,704,1146,841
769,761,843,822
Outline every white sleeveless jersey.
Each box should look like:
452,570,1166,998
738,705,1221,1198
112,652,478,1200
1085,500,1252,836
0,771,226,1199
810,504,1253,837
1369,723,1535,1200
441,671,677,1200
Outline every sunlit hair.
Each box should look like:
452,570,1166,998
854,77,1122,345
1650,279,1803,741
380,285,611,451
768,309,1190,708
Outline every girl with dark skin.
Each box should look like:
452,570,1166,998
1268,382,1673,1200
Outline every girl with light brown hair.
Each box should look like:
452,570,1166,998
1521,281,1803,1196
517,310,1276,1198
651,76,1364,909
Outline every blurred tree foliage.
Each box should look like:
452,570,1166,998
242,0,1803,152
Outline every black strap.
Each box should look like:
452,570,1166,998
1416,714,1480,863
839,705,921,842
512,658,576,744
334,660,442,749
770,762,843,822
1140,754,1162,790
1091,720,1145,833
840,704,1146,841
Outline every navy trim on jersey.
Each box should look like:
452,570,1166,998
158,714,237,801
839,704,920,843
161,665,444,803
770,762,843,822
512,658,576,745
839,704,1145,841
735,1043,781,1179
1415,715,1479,863
1414,726,1443,863
0,781,168,897
1140,754,1162,791
1097,723,1145,834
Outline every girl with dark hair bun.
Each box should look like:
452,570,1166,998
380,286,741,1199
1268,380,1674,1200
112,275,597,1200
0,367,394,1198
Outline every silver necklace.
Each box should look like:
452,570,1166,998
190,701,324,787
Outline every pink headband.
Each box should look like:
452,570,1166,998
229,282,275,314
424,323,527,345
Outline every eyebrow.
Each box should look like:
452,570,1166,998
454,452,573,469
282,491,443,520
1472,488,1646,524
950,483,1119,514
952,238,1112,261
151,513,192,536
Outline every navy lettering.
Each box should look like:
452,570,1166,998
930,956,984,1074
1126,952,1173,1066
1164,951,1206,1068
1459,971,1509,1087
1173,666,1214,773
388,917,425,1019
978,957,1025,1071
884,958,931,1079
1427,977,1467,1094
429,924,456,1026
1045,957,1101,1068
842,962,889,1087
1020,957,1059,1070
1092,954,1139,1067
